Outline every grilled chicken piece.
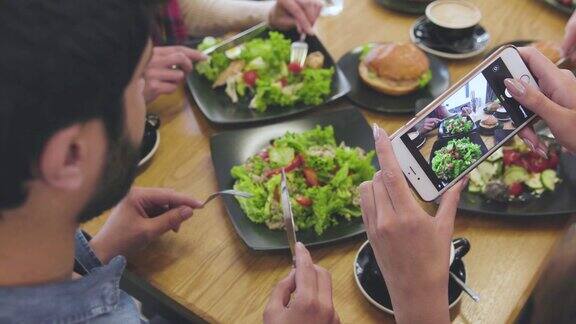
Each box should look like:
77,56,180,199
213,60,245,88
305,51,325,69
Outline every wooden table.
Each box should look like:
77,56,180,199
84,0,571,323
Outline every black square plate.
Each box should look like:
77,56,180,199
187,29,350,125
210,106,377,250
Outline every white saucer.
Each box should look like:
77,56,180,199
138,130,160,168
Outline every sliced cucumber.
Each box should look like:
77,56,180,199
468,182,483,193
486,147,503,162
469,168,484,186
541,169,559,191
504,165,529,186
525,173,543,189
477,161,500,182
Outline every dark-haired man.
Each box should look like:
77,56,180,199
0,1,337,323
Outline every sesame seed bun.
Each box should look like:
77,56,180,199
480,115,498,129
359,43,430,96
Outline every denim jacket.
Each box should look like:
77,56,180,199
0,231,143,324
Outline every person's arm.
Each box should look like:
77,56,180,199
358,125,466,324
179,0,274,37
178,0,322,37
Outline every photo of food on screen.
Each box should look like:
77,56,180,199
400,59,533,190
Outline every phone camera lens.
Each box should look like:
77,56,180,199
492,65,499,72
417,177,421,180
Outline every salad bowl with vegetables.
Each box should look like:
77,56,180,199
187,29,350,124
457,135,576,217
467,138,561,202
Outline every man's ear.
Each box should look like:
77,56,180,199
38,124,85,190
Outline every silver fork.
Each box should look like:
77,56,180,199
200,189,252,208
290,33,308,67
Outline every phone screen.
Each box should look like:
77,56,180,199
399,58,534,191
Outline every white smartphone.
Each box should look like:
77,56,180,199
390,46,537,201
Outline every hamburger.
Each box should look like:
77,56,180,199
359,43,431,96
530,41,562,63
480,115,498,129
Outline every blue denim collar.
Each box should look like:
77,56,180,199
0,255,126,323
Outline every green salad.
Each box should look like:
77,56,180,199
231,126,375,235
195,32,334,112
432,137,482,181
467,137,561,201
443,116,473,135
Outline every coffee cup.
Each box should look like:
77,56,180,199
425,0,482,42
354,237,471,314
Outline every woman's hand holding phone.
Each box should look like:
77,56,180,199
358,125,465,324
508,47,576,154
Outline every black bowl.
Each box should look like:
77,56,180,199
354,239,468,314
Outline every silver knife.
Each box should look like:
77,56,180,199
280,169,298,261
201,22,268,55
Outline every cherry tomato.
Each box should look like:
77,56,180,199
288,62,302,74
303,168,319,187
548,151,559,170
264,154,303,177
243,70,258,87
503,149,521,166
528,157,548,173
296,196,313,207
508,182,524,197
514,156,531,170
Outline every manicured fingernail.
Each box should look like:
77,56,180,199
373,123,380,140
179,206,193,219
461,175,470,188
504,78,525,96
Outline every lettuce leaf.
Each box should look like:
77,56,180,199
418,69,432,88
